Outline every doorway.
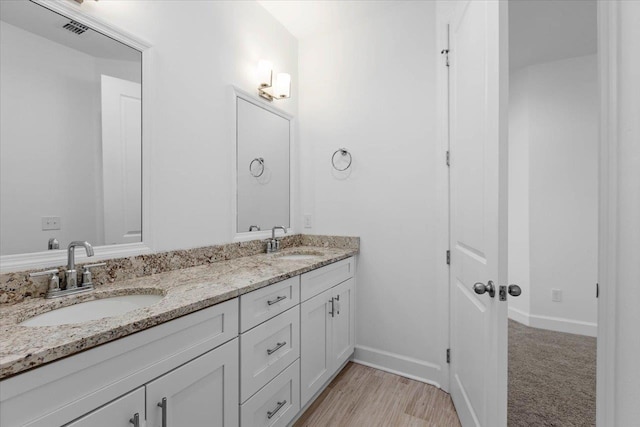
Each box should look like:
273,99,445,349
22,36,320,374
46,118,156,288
507,1,598,425
440,0,604,425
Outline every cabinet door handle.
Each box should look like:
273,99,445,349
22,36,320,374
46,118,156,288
129,413,140,427
267,341,287,355
157,397,167,427
335,294,340,315
329,297,335,317
267,400,287,419
267,295,287,305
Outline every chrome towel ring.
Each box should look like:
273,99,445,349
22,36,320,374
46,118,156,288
250,157,265,177
331,148,352,171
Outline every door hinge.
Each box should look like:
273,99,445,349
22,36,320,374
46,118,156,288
441,49,450,67
446,150,450,167
446,250,450,265
446,348,451,364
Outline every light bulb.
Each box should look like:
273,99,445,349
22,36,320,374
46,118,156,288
257,60,273,88
274,73,291,99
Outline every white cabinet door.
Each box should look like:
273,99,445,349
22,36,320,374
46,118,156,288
300,288,333,406
331,278,355,369
146,338,239,427
65,388,144,427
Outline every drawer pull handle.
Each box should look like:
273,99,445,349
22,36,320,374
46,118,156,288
129,413,140,427
157,397,167,427
267,341,287,355
267,295,287,305
329,297,335,317
267,400,287,419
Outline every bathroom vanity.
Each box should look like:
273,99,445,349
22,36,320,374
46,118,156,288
0,244,357,427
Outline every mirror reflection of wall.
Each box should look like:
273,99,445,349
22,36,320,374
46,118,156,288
0,1,142,256
236,98,290,233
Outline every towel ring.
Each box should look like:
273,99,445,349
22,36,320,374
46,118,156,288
331,149,352,171
250,157,265,177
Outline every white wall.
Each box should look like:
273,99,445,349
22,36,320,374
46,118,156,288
63,0,298,252
508,55,598,336
298,2,441,384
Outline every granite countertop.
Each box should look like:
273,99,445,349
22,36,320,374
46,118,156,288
0,245,357,380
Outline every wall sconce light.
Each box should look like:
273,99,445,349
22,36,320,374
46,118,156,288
257,60,291,102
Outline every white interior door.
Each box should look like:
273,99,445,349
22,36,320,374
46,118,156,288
331,278,355,368
448,1,509,426
101,74,142,245
300,288,333,407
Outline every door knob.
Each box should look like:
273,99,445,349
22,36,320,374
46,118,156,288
473,281,495,297
508,284,522,297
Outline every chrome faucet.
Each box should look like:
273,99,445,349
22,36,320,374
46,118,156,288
266,226,287,253
29,240,105,299
272,226,287,240
66,241,94,289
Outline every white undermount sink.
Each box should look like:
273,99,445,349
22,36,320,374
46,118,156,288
19,294,164,327
276,251,323,261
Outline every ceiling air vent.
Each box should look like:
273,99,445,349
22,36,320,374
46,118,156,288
62,20,89,35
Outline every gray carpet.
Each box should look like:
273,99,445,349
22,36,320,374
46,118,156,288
508,320,596,427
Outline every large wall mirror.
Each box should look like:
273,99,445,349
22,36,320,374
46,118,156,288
235,92,291,235
0,0,146,264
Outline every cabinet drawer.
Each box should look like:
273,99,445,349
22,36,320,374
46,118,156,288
240,306,300,402
241,359,300,427
301,257,354,302
240,276,300,332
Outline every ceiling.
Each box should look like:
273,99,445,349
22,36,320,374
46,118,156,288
257,0,398,40
0,0,140,62
510,0,597,70
259,0,596,69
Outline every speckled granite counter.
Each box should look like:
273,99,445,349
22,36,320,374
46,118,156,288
0,241,358,380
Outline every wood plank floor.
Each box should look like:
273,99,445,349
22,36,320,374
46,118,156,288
294,362,461,427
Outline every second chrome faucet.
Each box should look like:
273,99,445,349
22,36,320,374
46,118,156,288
266,226,287,253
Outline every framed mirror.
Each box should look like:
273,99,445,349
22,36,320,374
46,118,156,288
0,0,152,272
233,87,292,239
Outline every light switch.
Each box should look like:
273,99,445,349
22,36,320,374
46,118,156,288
42,216,61,231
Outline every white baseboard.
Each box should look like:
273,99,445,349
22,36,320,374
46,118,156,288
352,345,442,389
509,307,597,337
508,307,531,326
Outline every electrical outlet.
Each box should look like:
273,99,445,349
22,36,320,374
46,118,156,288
41,216,61,231
551,289,562,302
303,214,313,228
